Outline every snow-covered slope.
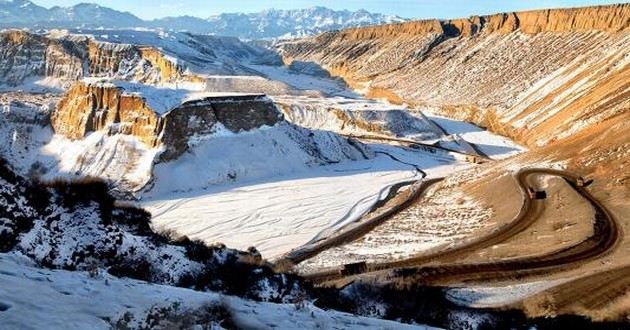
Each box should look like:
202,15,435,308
274,95,443,141
0,156,306,298
0,252,431,329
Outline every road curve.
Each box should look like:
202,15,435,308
304,168,620,287
399,169,620,285
278,177,443,266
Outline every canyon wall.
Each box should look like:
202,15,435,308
52,81,284,161
335,3,629,40
0,30,191,87
278,4,629,149
279,3,630,211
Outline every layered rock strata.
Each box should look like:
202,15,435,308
0,30,194,86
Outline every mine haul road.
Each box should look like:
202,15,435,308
304,168,620,292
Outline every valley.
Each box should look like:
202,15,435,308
0,2,628,329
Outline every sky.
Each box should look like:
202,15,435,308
31,0,628,20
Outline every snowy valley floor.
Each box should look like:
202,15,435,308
143,147,467,260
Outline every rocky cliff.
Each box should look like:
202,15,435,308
0,30,195,87
329,4,629,40
51,82,162,147
51,80,284,161
158,94,283,160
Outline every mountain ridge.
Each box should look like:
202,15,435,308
0,1,405,39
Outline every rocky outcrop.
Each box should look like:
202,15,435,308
52,80,284,161
159,95,283,160
0,30,193,87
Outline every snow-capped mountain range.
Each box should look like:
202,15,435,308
201,7,406,39
0,1,406,39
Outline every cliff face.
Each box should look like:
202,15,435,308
333,4,629,41
52,81,284,161
278,4,630,149
0,31,83,85
51,82,162,147
0,30,192,87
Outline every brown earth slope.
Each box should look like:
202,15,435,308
278,4,629,148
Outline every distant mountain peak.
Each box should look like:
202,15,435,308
0,1,407,39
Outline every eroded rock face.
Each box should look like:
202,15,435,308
0,31,83,85
51,82,161,147
0,30,191,87
52,81,284,161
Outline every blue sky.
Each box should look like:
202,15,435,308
31,0,628,20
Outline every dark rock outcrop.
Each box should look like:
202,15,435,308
159,95,283,160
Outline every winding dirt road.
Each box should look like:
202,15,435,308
303,169,620,288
